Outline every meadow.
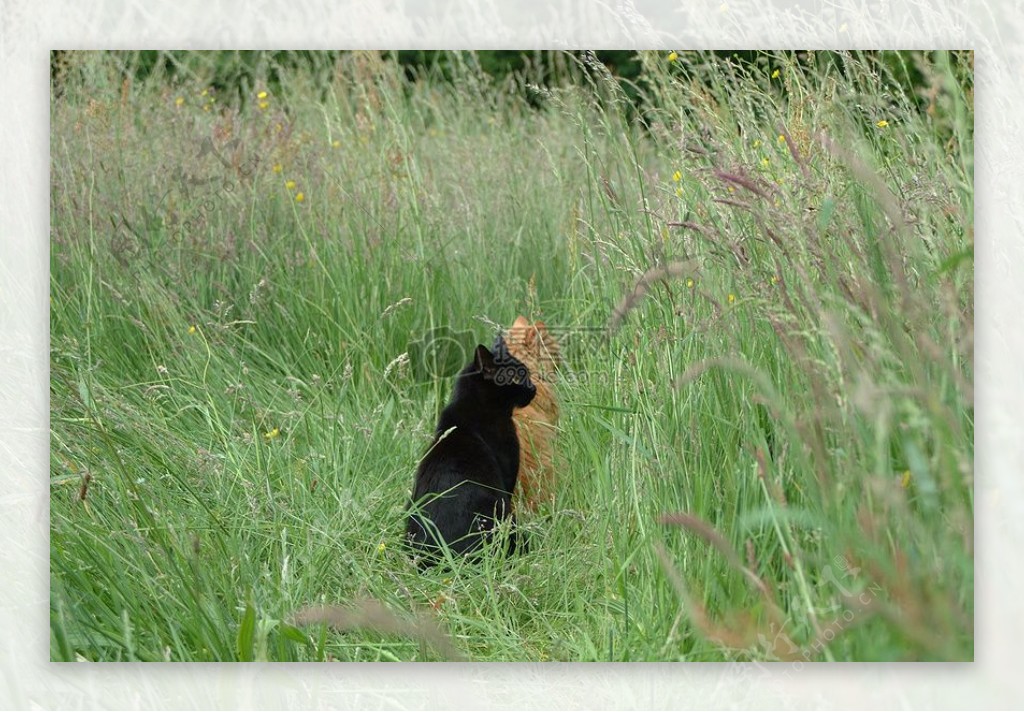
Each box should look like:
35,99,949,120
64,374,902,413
49,50,973,662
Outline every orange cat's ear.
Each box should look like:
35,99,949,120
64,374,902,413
512,315,530,330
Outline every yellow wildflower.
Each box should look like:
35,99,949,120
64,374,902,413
777,134,786,144
876,120,889,128
686,278,694,288
295,192,305,203
332,139,341,148
667,51,678,62
200,88,208,97
672,170,682,182
188,325,197,334
257,90,268,100
258,101,269,110
175,96,184,107
264,427,280,440
377,541,386,553
761,157,770,167
901,470,912,488
272,163,283,174
728,293,736,304
285,180,296,190
752,139,761,148
771,69,780,79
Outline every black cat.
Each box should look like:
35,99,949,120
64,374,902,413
406,336,536,566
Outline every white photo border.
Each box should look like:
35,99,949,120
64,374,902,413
2,0,1017,707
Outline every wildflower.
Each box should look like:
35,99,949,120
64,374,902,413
285,180,296,190
272,163,283,173
728,293,736,304
686,278,694,288
258,101,269,110
332,139,341,148
876,120,889,128
264,427,280,440
761,157,770,167
294,192,305,203
200,88,208,97
777,134,786,144
771,69,780,79
377,541,386,553
188,325,197,334
770,274,779,285
257,90,268,100
175,96,184,107
752,139,762,148
667,51,678,62
727,186,735,193
675,187,683,197
672,170,682,182
901,470,912,488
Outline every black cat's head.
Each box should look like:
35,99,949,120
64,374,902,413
459,338,535,409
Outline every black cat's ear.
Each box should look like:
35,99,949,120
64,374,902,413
474,344,495,373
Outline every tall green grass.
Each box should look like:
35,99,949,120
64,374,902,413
50,50,973,661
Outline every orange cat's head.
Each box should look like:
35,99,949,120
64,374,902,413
506,316,561,377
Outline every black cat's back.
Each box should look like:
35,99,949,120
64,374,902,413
407,428,510,556
406,339,535,565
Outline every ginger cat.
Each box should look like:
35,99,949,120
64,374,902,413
503,316,562,512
